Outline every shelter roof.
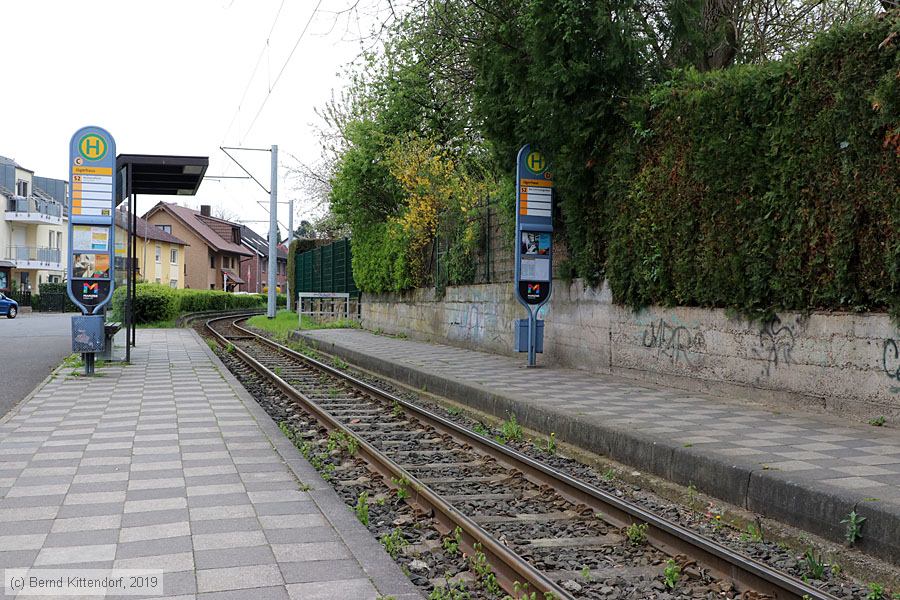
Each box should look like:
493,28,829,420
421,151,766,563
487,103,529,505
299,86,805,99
116,154,208,199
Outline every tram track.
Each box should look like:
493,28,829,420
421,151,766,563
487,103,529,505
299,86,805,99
204,313,842,600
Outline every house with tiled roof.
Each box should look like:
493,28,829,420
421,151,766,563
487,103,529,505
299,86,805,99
142,202,252,291
238,225,287,294
114,210,189,288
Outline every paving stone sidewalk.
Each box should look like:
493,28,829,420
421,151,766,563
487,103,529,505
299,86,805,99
298,328,900,563
0,329,421,600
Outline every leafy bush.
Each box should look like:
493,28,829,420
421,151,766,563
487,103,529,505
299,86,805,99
602,15,900,316
110,284,179,323
328,10,899,316
340,136,505,294
110,284,266,324
39,282,67,296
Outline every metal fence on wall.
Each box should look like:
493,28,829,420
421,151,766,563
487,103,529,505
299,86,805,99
293,201,549,300
433,200,516,294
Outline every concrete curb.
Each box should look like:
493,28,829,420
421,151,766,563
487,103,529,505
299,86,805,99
194,329,423,600
0,355,71,425
296,331,900,565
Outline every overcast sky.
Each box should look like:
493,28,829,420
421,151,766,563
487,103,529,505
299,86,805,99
0,0,382,236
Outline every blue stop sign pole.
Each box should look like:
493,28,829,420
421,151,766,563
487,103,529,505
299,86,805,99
66,126,117,376
513,144,553,366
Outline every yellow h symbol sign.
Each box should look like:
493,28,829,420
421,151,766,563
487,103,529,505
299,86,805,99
79,134,107,161
527,151,545,172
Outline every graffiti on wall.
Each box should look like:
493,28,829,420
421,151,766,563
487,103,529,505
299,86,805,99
449,304,486,341
752,316,796,380
640,318,707,367
882,339,900,393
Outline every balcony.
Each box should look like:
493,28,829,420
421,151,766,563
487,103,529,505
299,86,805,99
5,196,63,225
5,246,63,271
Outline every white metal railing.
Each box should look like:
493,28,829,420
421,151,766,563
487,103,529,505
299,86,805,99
5,196,63,218
5,246,62,264
297,292,359,326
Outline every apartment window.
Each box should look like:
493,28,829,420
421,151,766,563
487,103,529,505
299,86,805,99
16,180,27,197
170,248,178,264
223,256,231,269
209,254,215,269
49,232,54,248
169,279,178,289
56,232,62,249
155,245,161,263
232,228,240,244
157,224,172,234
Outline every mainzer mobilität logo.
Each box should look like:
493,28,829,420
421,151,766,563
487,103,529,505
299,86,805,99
78,133,108,161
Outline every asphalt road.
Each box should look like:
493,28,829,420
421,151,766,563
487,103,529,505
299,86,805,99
0,312,71,418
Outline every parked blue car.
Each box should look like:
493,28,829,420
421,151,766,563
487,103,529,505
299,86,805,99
0,292,18,319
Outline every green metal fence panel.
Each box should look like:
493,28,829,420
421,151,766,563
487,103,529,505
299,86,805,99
322,244,333,292
294,239,358,296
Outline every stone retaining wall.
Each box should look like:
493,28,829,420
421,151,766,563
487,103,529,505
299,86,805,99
361,280,900,423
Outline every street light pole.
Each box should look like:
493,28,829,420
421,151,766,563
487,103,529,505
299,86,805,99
267,145,278,319
287,196,293,313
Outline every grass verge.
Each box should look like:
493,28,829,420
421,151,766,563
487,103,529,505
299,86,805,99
246,310,358,339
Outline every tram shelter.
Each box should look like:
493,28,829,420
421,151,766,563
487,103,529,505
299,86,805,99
116,154,208,362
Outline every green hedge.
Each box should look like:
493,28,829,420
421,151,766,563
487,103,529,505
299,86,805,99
35,282,78,312
600,15,900,317
110,284,266,324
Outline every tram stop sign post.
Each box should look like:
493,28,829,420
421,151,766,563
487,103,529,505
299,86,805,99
513,144,553,367
66,126,117,375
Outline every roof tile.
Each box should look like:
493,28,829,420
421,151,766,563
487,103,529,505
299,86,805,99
116,210,188,246
143,202,252,256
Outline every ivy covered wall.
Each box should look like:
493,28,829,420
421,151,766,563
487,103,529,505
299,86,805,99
600,16,899,317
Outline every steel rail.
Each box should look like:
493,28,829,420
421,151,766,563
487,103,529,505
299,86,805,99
211,315,840,600
204,315,573,600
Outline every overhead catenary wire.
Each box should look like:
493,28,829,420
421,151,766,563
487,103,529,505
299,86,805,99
219,0,288,145
213,1,321,239
241,0,324,141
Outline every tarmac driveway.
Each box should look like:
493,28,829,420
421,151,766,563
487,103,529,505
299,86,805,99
0,312,71,418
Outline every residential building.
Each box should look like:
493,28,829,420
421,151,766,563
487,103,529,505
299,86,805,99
142,202,252,291
114,211,189,288
238,225,287,293
0,155,67,293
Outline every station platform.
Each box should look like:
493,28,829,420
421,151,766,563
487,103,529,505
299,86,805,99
296,328,900,565
0,329,421,600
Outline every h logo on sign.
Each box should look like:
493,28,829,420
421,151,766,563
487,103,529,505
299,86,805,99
79,134,107,161
527,152,545,172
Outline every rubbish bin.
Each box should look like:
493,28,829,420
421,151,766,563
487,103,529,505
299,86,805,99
514,318,544,353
